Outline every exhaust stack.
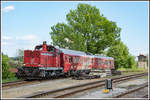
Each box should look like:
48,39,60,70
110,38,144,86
42,41,47,51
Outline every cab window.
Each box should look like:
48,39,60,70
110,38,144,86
47,47,55,52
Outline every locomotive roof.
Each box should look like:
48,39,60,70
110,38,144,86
94,55,114,60
55,47,113,60
58,48,89,56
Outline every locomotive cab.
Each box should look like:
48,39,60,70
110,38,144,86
16,41,63,79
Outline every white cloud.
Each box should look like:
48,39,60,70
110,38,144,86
1,42,9,46
129,48,148,57
2,34,50,57
3,5,15,13
1,36,12,46
2,36,12,40
15,34,42,50
16,34,38,41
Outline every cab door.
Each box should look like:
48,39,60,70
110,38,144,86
63,55,70,73
56,54,60,67
47,48,56,67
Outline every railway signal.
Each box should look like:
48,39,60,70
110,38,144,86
104,79,113,93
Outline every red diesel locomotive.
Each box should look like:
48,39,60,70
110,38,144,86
16,41,114,79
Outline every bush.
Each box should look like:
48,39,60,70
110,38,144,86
2,53,15,79
107,41,130,69
117,67,147,72
106,41,138,70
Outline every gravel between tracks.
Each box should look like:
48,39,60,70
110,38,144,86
118,87,148,98
69,77,148,98
2,72,148,98
2,78,106,98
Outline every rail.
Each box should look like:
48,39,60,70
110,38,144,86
19,72,147,98
2,77,69,89
112,82,148,98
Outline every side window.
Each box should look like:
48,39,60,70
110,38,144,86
69,56,73,63
109,61,111,65
106,60,110,65
93,59,95,64
65,56,67,62
105,60,108,65
80,58,83,64
73,57,76,63
73,57,79,63
98,60,103,65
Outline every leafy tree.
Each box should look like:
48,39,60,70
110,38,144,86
50,3,121,54
127,55,136,69
9,58,19,68
15,49,24,67
2,53,12,79
16,49,24,62
106,41,130,69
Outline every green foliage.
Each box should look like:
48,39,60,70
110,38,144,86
2,53,14,79
106,41,130,69
106,41,137,69
127,55,136,69
9,59,18,68
50,3,121,54
146,54,148,67
2,77,19,83
117,67,147,72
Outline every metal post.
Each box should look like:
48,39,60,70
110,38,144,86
105,79,112,90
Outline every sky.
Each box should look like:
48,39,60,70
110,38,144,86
1,1,149,58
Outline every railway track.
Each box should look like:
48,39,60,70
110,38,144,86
2,77,68,90
2,71,147,90
112,82,148,98
2,80,41,89
20,72,148,98
143,94,148,98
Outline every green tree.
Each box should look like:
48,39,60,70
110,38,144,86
16,49,24,62
50,3,121,54
15,49,24,67
2,53,12,79
106,41,130,69
127,55,136,69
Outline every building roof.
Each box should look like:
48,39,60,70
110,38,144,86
138,54,147,57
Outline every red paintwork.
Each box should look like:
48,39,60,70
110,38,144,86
24,42,114,73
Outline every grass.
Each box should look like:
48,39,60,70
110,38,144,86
117,67,148,72
128,84,137,87
2,77,20,83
